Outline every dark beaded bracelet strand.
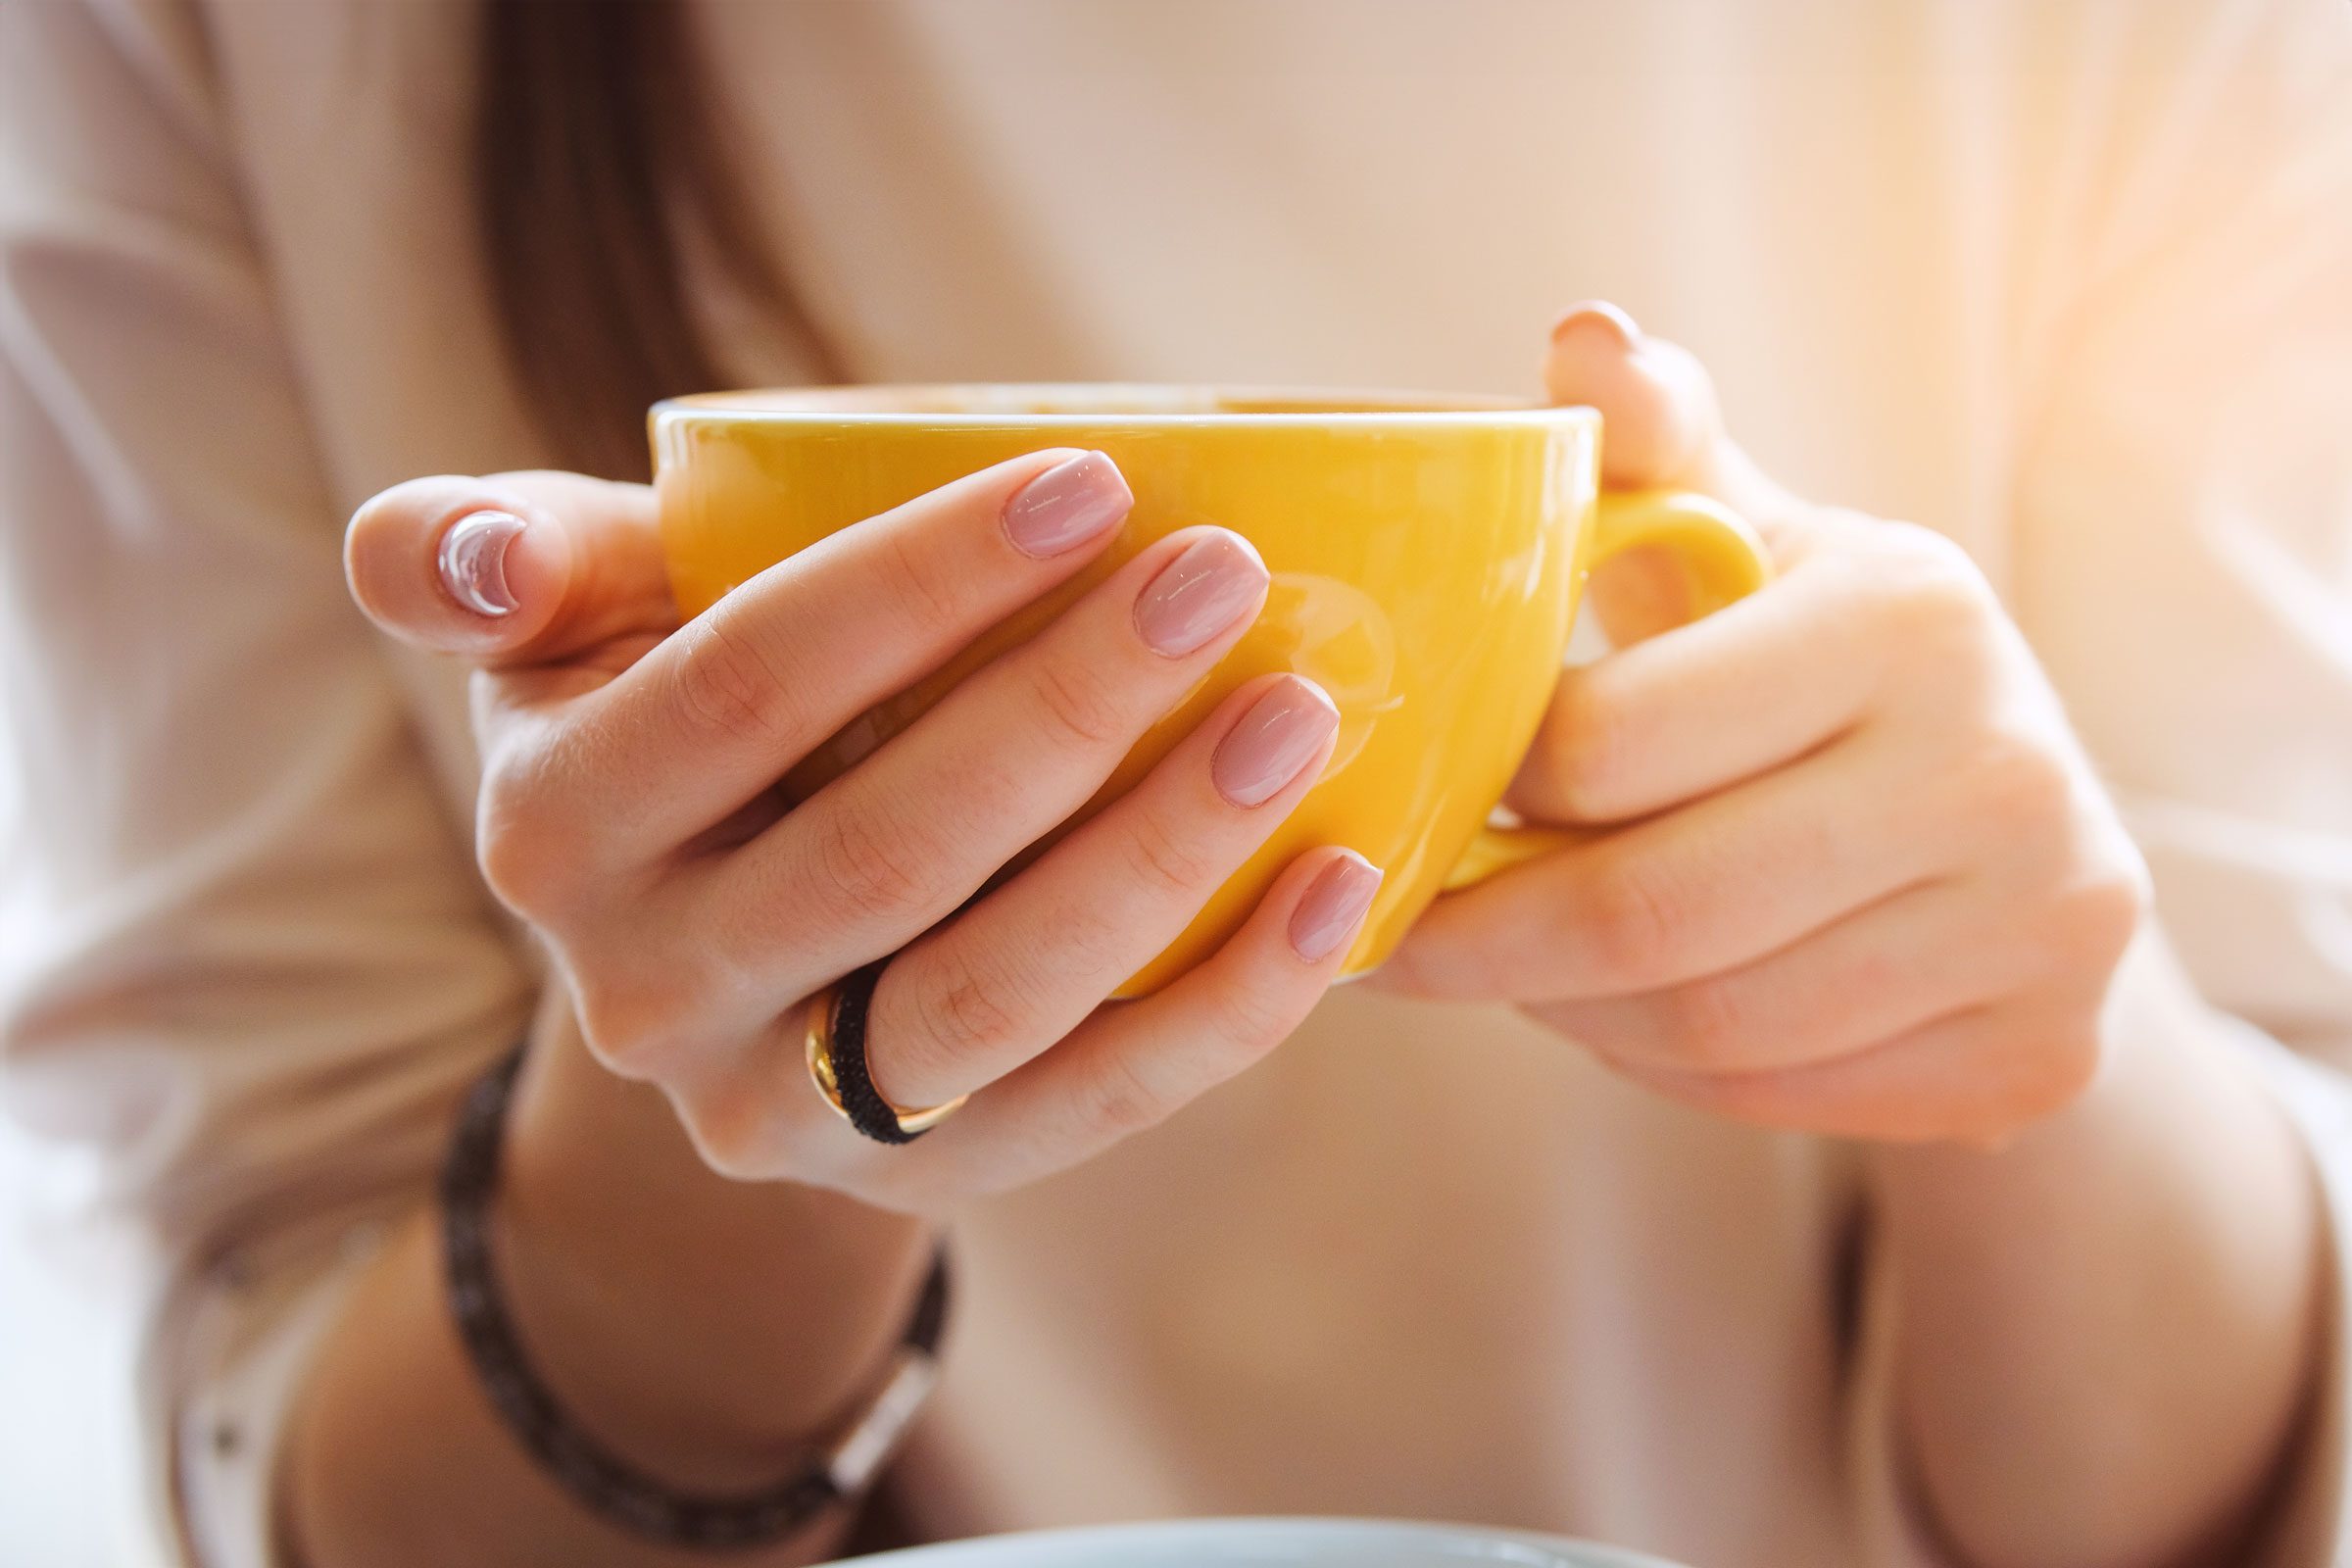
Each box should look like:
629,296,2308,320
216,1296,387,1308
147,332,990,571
440,1046,950,1550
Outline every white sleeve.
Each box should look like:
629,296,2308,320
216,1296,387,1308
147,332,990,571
1854,0,2352,1560
0,2,533,1562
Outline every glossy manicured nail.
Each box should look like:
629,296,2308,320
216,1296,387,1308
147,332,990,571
1003,451,1133,557
1212,676,1338,808
1549,299,1642,350
1135,532,1267,657
438,510,525,616
1289,852,1384,962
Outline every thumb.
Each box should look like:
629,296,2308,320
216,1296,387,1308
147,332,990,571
1542,301,1724,489
1543,301,1805,535
1542,304,1800,645
344,469,675,669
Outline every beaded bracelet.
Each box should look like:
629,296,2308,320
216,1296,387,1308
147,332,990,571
440,1047,950,1549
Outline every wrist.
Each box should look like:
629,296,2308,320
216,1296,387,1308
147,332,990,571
496,996,935,1486
1858,933,2327,1568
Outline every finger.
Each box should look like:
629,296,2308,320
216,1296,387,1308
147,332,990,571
1600,1000,2104,1145
920,845,1380,1194
1544,302,1719,488
1543,302,1802,522
1383,726,1953,1004
573,449,1135,849
648,847,1378,1199
864,672,1342,1109
703,525,1271,996
1543,305,1788,648
1536,879,2006,1074
345,471,673,667
1510,510,2023,827
1505,529,1886,825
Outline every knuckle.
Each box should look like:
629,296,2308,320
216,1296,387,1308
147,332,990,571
929,967,1026,1055
1867,526,2002,662
1659,975,1750,1067
1959,734,2076,840
670,612,802,750
1579,853,1694,989
676,1088,776,1183
1200,976,1298,1061
901,751,1030,869
1079,970,1310,1145
474,825,553,918
1024,656,1136,754
2046,871,2146,972
1081,1049,1180,1141
872,529,971,642
1880,523,1991,614
568,965,687,1077
894,952,1034,1082
1054,905,1137,987
474,760,576,918
805,794,939,925
1070,965,1315,1148
1119,809,1220,898
1541,678,1629,818
1946,1007,2106,1142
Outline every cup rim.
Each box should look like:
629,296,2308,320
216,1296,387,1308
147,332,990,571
652,382,1602,428
830,1517,1686,1567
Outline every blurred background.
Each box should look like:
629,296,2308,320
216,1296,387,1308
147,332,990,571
1,1131,122,1565
3,753,124,1565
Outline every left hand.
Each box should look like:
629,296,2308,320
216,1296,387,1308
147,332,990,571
1378,304,2150,1144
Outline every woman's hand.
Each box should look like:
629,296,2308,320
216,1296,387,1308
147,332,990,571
1407,308,2320,1568
1380,305,2149,1144
346,451,1381,1212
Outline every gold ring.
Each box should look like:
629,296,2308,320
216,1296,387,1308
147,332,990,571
805,967,969,1142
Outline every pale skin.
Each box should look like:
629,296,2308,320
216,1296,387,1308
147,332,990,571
291,312,2322,1568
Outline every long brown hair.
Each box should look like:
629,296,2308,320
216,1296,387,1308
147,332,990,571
473,2,830,478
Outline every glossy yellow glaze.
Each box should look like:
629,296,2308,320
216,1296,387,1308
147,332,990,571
652,386,1768,996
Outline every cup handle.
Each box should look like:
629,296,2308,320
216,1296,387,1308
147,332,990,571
1440,487,1775,891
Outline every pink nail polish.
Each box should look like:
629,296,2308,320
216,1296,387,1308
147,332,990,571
1549,300,1642,350
1289,853,1384,962
1134,532,1267,657
1211,677,1338,808
439,510,525,616
1003,451,1133,557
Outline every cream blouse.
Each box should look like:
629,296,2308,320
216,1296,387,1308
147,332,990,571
4,2,2352,1566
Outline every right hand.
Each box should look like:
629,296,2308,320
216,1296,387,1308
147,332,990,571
346,450,1381,1213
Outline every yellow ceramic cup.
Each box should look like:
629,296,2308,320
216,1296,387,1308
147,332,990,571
652,385,1771,997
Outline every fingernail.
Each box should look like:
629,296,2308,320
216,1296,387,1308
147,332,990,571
438,510,525,616
1211,676,1338,808
1003,450,1133,558
1290,852,1384,962
1549,300,1642,350
1135,532,1268,657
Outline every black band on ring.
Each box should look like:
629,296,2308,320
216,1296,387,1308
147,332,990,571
825,959,927,1145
